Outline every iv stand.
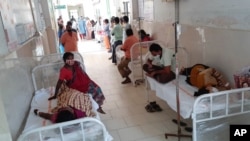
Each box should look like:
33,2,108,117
165,0,192,140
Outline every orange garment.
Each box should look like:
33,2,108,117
103,35,110,49
121,35,139,59
61,31,79,52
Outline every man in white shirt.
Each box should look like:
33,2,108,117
110,17,123,64
143,43,176,83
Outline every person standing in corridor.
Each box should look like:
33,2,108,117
61,22,79,52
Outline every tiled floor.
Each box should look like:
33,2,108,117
78,40,192,141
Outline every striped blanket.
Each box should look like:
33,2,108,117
52,83,95,117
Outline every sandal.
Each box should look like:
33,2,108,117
97,107,106,114
150,102,162,112
185,127,193,132
172,119,187,127
121,78,131,84
145,104,155,113
34,109,39,116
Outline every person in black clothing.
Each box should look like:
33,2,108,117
66,21,77,33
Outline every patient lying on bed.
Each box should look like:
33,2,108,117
34,80,95,123
34,106,85,123
180,64,231,96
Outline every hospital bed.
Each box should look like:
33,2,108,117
192,87,250,141
17,62,113,141
145,47,250,140
0,53,112,141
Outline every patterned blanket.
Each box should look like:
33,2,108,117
52,83,95,117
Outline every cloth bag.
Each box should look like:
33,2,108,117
234,66,250,88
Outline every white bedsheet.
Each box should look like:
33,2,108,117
147,75,198,119
22,87,113,141
147,75,250,119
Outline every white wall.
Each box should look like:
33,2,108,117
140,0,250,85
82,0,95,19
180,0,250,30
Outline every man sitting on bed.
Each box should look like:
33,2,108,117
143,43,175,84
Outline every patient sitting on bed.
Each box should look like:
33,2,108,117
48,52,106,114
143,43,175,84
34,106,85,123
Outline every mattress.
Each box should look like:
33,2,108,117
147,75,250,119
21,87,112,141
146,75,197,119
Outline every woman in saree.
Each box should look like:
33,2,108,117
48,52,106,114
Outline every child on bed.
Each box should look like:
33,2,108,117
34,106,86,123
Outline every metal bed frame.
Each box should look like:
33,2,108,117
192,87,250,141
17,117,110,141
18,61,112,141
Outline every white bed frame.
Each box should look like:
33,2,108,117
18,117,110,141
0,53,90,140
18,61,112,141
39,52,84,65
192,87,250,141
144,45,250,140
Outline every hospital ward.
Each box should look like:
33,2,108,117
1,0,250,141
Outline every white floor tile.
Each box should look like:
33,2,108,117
102,118,127,130
118,126,146,141
109,130,121,141
79,40,192,141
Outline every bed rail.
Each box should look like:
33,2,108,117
17,117,110,141
192,87,250,141
39,52,84,65
32,62,86,91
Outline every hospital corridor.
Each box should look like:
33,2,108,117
78,40,192,141
1,0,250,141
